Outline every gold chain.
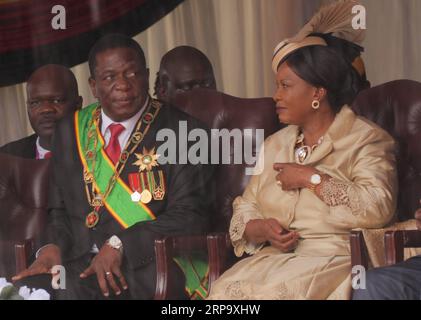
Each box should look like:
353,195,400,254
82,100,161,210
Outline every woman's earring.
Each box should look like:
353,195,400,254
312,100,320,110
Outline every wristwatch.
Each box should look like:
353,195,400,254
308,173,322,193
106,235,123,254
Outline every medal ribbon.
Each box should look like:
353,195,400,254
75,102,160,228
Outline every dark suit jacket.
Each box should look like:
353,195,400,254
0,134,37,159
44,103,214,273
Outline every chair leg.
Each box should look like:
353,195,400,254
384,231,404,266
154,237,172,300
350,230,369,269
207,233,229,293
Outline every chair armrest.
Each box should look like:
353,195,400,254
207,232,232,291
154,235,208,300
14,239,34,273
350,230,369,270
0,238,34,277
384,230,421,266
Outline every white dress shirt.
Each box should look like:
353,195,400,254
35,137,51,159
100,97,149,149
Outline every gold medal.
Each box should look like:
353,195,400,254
140,189,152,204
86,211,99,228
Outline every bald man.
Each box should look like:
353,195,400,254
154,46,216,104
0,64,82,159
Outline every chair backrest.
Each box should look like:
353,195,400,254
171,89,283,231
0,153,50,240
351,79,421,221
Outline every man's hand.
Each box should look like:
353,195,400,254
80,244,128,297
12,244,61,282
244,218,300,253
273,163,317,191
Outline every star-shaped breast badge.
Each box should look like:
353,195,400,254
133,147,160,172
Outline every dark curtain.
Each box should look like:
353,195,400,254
0,0,184,87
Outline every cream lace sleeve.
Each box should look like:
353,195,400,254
321,130,398,229
319,177,366,216
230,196,265,257
229,168,264,257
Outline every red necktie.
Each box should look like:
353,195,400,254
44,152,52,159
105,123,125,165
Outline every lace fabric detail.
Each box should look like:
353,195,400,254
224,281,250,300
319,177,366,216
213,279,308,300
275,280,306,300
229,209,247,243
229,209,264,257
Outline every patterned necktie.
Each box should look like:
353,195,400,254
105,123,125,165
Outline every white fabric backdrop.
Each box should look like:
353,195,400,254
1,0,421,145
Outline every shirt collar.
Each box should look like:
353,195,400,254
35,136,51,159
100,96,149,135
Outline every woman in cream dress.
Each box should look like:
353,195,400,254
208,2,397,300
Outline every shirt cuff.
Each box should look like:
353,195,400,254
35,244,56,259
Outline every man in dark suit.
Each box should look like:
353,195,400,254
0,64,82,159
353,206,421,300
13,34,213,300
154,45,217,104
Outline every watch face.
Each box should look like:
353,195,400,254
311,174,322,185
109,236,122,248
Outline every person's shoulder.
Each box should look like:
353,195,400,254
0,134,37,158
264,125,296,148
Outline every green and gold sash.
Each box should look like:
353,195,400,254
75,102,209,299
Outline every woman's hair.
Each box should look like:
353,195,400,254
284,43,361,113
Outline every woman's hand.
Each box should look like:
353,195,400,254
273,163,317,191
244,218,300,253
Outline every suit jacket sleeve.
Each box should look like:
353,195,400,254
325,128,398,229
40,122,73,254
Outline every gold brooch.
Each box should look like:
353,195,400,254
133,147,160,172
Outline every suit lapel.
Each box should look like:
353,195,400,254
27,134,38,158
306,106,356,164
